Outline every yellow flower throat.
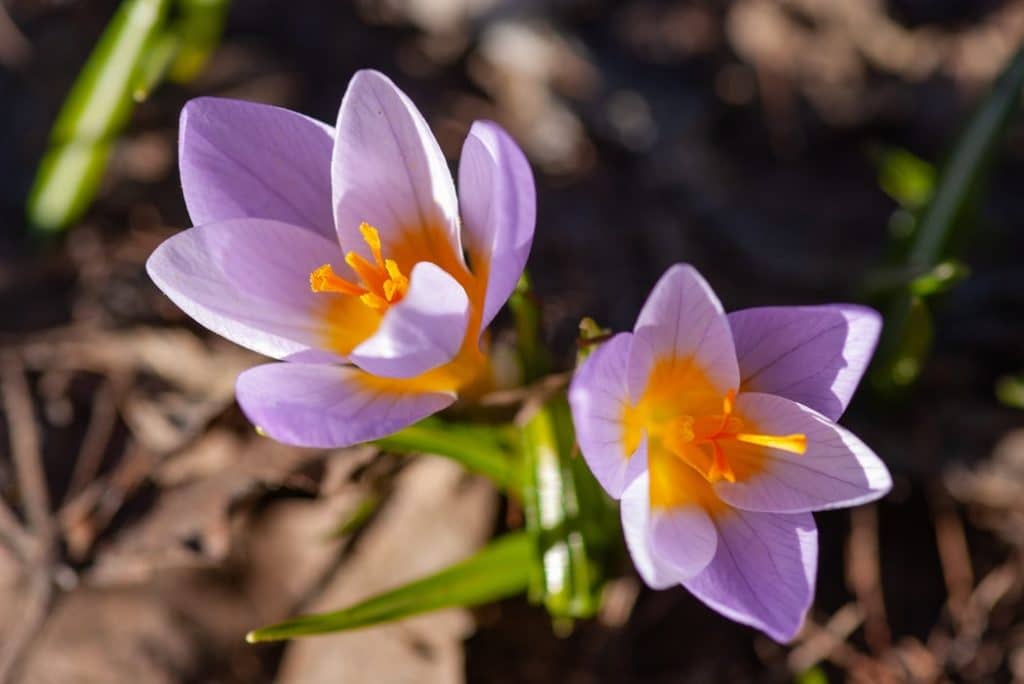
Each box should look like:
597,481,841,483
659,390,807,484
625,358,808,490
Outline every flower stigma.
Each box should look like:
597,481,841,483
310,223,410,312
662,390,807,484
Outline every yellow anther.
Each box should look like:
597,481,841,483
310,223,410,312
385,259,404,282
345,251,384,289
310,264,365,296
359,222,385,267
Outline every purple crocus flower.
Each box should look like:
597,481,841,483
568,264,892,642
147,70,535,447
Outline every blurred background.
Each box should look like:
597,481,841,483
2,0,1024,681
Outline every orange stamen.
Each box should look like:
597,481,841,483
664,387,807,483
309,223,410,312
345,251,386,290
310,264,365,296
360,222,385,267
360,292,389,311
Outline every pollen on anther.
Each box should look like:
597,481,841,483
310,264,364,295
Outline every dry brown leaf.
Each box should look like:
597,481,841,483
275,456,498,684
85,438,366,585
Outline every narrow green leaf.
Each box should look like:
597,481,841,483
508,273,552,383
374,417,517,493
910,46,1024,268
873,43,1024,392
521,396,619,620
246,531,532,642
168,0,230,83
27,0,171,232
908,260,970,297
874,294,933,390
132,30,180,102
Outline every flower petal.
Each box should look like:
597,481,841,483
628,264,739,402
621,463,718,588
179,97,336,239
682,509,817,643
349,262,470,379
332,70,460,264
649,505,718,579
568,332,646,498
715,393,892,513
728,305,882,421
146,218,346,360
458,120,536,328
236,362,455,448
620,472,682,590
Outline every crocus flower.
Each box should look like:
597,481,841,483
568,264,891,641
147,70,535,447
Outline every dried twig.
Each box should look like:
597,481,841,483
846,505,892,654
0,497,30,561
930,485,975,628
60,443,154,561
0,351,56,682
64,376,125,503
788,603,865,672
1,352,53,543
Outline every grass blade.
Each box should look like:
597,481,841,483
872,43,1024,391
246,531,531,642
27,0,171,233
168,0,230,83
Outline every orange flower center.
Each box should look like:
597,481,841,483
309,223,409,312
624,357,808,505
661,390,807,484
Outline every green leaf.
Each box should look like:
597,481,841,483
508,273,552,383
910,46,1024,268
872,43,1024,393
246,531,532,642
576,317,612,365
168,0,230,83
908,260,970,297
27,0,172,233
874,294,933,390
877,147,935,210
520,396,619,620
996,374,1024,410
374,417,518,493
132,30,180,102
794,667,830,684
